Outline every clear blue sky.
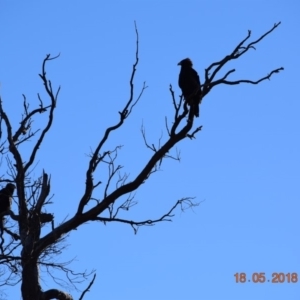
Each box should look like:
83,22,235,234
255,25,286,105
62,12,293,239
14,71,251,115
0,1,299,299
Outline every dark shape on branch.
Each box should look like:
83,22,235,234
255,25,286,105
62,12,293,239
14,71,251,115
0,183,15,232
178,58,202,121
40,212,54,224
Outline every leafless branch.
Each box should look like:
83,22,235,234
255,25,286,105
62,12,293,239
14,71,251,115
34,171,50,213
97,197,199,234
141,123,156,152
103,148,123,199
112,193,137,218
3,228,19,241
211,67,284,87
0,98,23,170
24,54,60,173
76,21,146,215
79,274,96,300
186,125,203,140
202,22,283,97
0,21,282,299
12,95,49,144
43,289,73,300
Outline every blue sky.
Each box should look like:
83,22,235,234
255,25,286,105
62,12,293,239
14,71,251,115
0,1,299,299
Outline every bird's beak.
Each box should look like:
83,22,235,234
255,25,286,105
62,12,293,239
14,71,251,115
177,62,181,66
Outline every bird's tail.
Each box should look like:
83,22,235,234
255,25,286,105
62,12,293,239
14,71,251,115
187,98,200,121
194,103,199,117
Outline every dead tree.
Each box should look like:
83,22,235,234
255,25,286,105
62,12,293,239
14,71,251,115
0,22,283,299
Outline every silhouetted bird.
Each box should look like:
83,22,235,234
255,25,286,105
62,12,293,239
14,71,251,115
178,58,202,120
0,183,15,230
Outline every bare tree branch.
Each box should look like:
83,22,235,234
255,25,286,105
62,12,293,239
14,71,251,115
97,197,199,234
78,274,96,300
34,171,51,213
43,289,73,300
76,22,146,215
202,22,283,97
210,67,284,87
24,54,60,173
0,21,282,299
12,94,49,144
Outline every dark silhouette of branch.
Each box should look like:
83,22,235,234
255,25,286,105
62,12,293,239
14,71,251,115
34,20,284,254
0,99,23,171
3,228,19,241
96,197,199,234
36,112,196,253
111,193,137,219
141,123,181,166
102,146,124,199
39,213,54,224
79,274,96,300
0,21,283,299
12,95,49,144
34,171,51,213
202,22,283,97
76,22,147,215
210,67,284,87
24,54,60,173
0,210,52,225
43,289,73,300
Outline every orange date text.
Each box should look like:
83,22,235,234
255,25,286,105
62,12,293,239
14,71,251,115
234,272,298,283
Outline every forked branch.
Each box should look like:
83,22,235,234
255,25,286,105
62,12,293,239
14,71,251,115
202,22,283,97
96,197,199,234
76,21,147,215
24,54,60,173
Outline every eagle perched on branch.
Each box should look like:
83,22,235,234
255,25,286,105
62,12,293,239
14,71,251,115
178,58,202,120
0,183,15,228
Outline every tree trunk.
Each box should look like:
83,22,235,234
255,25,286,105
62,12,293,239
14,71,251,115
21,257,43,299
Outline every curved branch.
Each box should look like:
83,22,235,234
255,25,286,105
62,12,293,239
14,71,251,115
211,67,284,87
240,22,281,55
0,105,28,239
29,22,283,294
203,22,282,96
24,54,60,173
77,22,146,215
13,97,49,144
79,274,96,300
3,228,19,241
43,289,73,300
34,171,51,213
97,197,199,234
0,100,23,170
35,115,198,254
